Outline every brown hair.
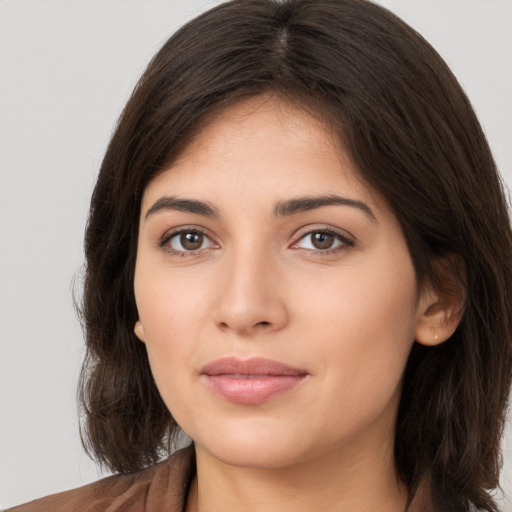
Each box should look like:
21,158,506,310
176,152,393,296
78,1,512,510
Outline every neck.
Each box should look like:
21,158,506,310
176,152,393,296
186,436,409,512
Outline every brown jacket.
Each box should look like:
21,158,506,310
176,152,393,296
7,446,435,512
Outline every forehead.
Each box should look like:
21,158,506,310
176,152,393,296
141,95,386,216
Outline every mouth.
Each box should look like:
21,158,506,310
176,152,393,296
200,357,308,405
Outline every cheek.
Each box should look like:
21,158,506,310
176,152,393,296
135,257,214,333
297,253,418,405
133,263,217,399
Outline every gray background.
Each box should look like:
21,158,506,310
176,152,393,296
1,0,511,509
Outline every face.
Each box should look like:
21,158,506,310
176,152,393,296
134,95,427,470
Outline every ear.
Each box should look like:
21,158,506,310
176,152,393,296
415,284,465,347
134,320,146,342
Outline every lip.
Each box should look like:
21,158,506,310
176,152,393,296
200,357,308,405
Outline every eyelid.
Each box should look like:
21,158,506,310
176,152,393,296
290,226,356,252
158,225,219,255
156,224,355,256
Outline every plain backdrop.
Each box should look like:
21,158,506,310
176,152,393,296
1,0,511,509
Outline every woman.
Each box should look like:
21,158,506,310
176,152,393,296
9,0,511,511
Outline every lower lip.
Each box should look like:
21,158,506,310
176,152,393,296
204,375,306,404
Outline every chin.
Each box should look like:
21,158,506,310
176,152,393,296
186,419,312,469
202,440,306,470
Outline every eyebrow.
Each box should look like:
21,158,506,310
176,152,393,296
273,195,377,222
145,194,376,222
145,196,219,220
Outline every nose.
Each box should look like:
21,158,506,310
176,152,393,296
215,247,289,336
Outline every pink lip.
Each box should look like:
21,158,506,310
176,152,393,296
201,357,308,404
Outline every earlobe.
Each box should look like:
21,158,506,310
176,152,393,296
414,288,465,347
134,320,146,342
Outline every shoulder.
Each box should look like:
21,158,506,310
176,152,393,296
6,446,195,512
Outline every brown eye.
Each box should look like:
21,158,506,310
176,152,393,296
168,230,212,252
181,232,203,250
294,230,352,252
311,232,335,250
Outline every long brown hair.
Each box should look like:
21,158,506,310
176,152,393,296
78,1,512,510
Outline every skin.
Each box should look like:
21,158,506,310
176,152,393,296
133,95,457,512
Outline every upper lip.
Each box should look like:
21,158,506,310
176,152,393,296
201,357,308,377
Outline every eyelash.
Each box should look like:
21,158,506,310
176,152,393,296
158,227,355,257
291,228,355,255
158,227,217,257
